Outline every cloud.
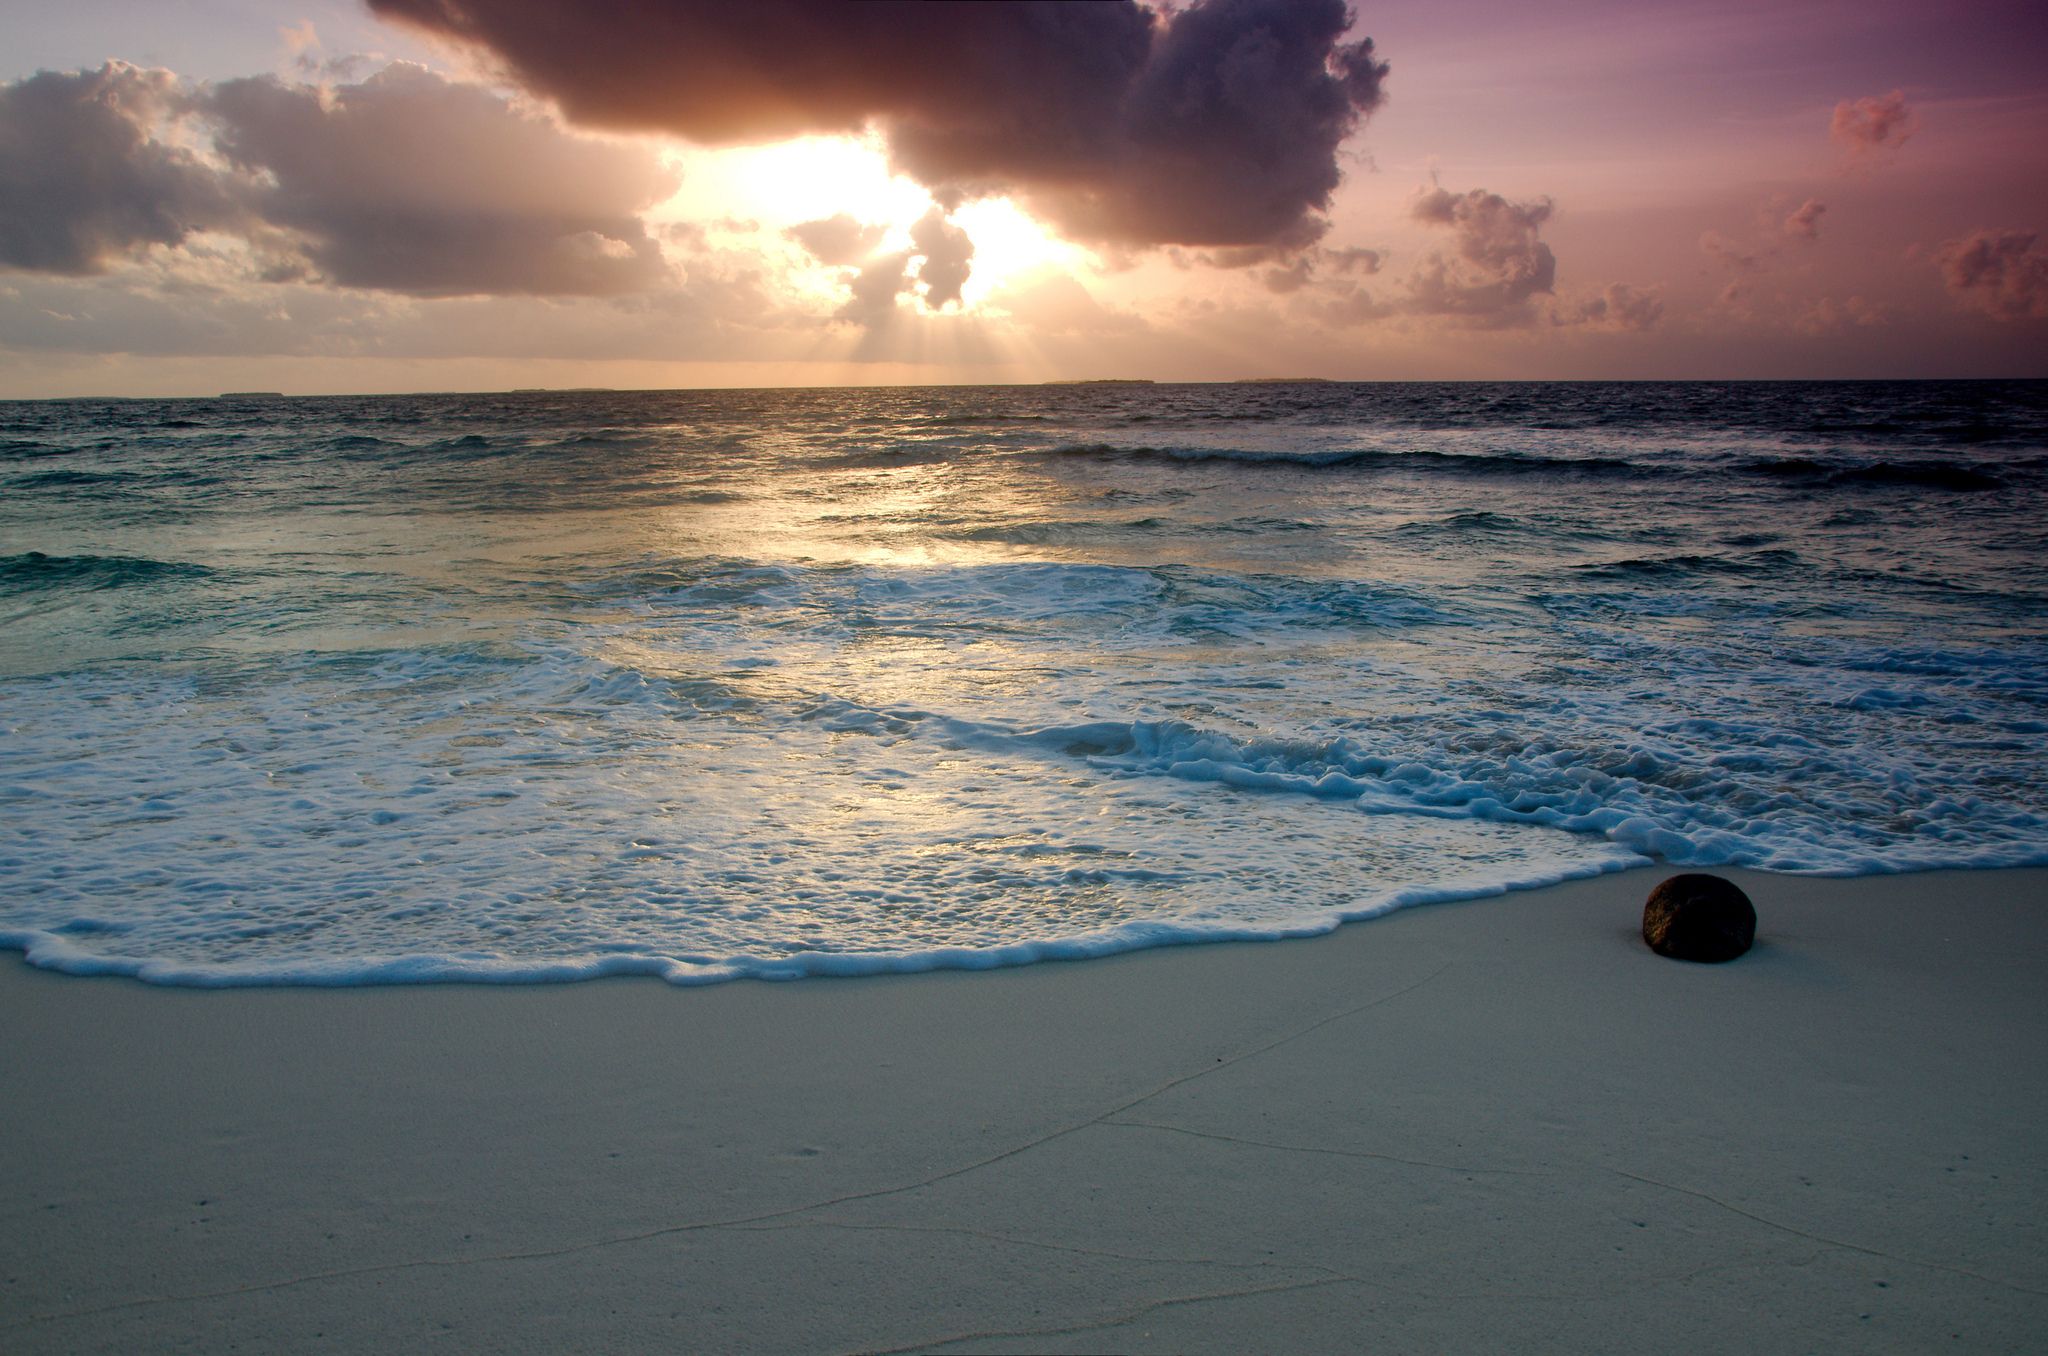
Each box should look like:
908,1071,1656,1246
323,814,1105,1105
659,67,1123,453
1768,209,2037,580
1782,197,1826,242
202,65,677,296
1557,282,1664,332
1698,230,1762,272
1179,238,1377,296
367,0,1388,252
1323,246,1382,275
1935,229,2048,321
1263,258,1313,293
1404,186,1555,322
909,208,974,309
834,252,915,328
0,64,239,275
787,214,888,266
280,20,324,70
1793,295,1888,336
988,271,1146,336
821,207,978,324
1831,90,1915,155
1012,0,1387,250
1306,280,1384,326
0,248,798,363
1258,242,1381,292
0,61,684,298
1180,242,1296,269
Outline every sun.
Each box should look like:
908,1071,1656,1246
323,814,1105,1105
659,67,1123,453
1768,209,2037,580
652,133,1082,311
944,196,1080,308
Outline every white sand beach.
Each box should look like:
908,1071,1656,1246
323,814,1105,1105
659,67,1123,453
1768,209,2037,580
3,865,2044,1353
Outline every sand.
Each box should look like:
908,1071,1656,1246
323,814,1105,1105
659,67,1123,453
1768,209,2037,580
2,864,2043,1353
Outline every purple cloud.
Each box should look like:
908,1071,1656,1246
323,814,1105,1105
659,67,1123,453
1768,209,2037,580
1405,186,1555,322
1831,90,1915,154
0,64,238,275
203,65,677,297
1323,246,1382,275
1559,282,1664,332
0,60,685,297
1936,230,2048,321
1783,197,1827,241
1699,230,1763,271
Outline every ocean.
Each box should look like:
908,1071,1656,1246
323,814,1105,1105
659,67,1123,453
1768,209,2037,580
2,380,2044,984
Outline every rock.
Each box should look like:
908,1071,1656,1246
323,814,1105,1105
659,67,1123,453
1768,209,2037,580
1642,873,1755,962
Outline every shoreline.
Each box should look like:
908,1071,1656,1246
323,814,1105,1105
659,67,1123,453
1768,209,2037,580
4,864,2044,1351
0,853,1660,989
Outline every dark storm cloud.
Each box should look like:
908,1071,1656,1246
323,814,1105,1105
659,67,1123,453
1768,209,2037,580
1009,0,1387,249
202,65,677,296
1936,230,2048,321
367,0,1389,251
369,0,1152,144
0,64,238,274
1405,186,1555,322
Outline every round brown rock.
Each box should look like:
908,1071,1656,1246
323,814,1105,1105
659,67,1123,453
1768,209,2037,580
1642,873,1755,962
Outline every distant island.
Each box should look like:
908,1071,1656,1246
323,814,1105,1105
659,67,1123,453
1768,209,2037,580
217,391,285,399
511,387,618,394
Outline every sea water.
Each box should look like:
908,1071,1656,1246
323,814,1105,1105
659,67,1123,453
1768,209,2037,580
2,381,2044,984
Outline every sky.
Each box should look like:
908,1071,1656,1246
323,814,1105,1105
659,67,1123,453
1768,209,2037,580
0,0,2044,396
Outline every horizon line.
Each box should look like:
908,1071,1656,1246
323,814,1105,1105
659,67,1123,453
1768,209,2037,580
9,374,2045,403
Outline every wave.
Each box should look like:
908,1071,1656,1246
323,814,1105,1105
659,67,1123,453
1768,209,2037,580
1388,509,1629,544
1832,460,2004,491
4,468,133,490
1038,441,1654,477
4,843,1642,988
920,412,1053,427
1739,456,2003,491
0,438,72,460
574,556,1464,637
810,706,2048,877
953,517,1170,545
1567,550,1803,581
812,446,974,469
317,433,401,454
0,551,215,593
1393,509,1527,538
1035,441,2021,496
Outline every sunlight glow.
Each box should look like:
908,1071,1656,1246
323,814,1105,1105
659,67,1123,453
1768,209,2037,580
733,135,929,233
950,197,1082,308
656,134,1084,312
